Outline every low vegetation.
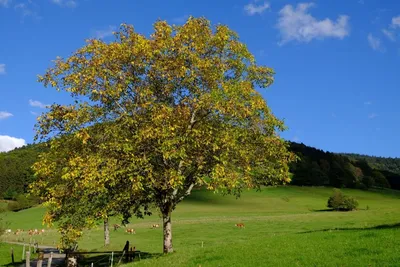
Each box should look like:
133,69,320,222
327,189,359,211
0,186,399,266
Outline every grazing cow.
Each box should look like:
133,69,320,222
235,223,245,228
152,224,160,229
113,224,121,231
14,229,23,235
126,228,136,234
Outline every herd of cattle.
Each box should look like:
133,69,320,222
5,223,243,237
5,228,46,235
112,223,161,234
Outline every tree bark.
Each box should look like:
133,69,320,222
162,210,173,254
104,218,110,246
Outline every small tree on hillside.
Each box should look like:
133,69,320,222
33,17,294,253
327,189,358,211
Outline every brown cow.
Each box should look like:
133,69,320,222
126,228,136,234
235,223,245,228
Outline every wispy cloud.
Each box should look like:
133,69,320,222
391,15,400,29
331,113,337,118
276,3,350,45
0,135,26,152
172,15,189,24
0,64,5,75
0,0,11,8
292,136,300,142
0,111,13,120
364,101,372,105
93,25,116,39
244,1,270,16
51,0,77,8
29,99,49,109
358,0,365,4
14,2,41,21
30,111,38,116
368,113,378,119
368,33,384,52
382,29,396,42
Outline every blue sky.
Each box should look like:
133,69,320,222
0,0,399,157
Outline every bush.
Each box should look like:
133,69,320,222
327,189,358,211
7,194,38,212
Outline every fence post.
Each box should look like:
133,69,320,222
124,241,129,262
111,251,114,267
47,252,53,267
22,244,26,260
36,252,44,267
11,247,15,264
26,251,31,267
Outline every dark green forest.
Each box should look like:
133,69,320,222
289,142,400,190
0,142,399,200
0,143,46,199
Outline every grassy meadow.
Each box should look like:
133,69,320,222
1,186,400,266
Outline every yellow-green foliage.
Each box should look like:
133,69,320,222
31,17,294,250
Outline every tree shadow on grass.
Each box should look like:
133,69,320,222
78,251,163,266
299,222,400,234
311,209,335,212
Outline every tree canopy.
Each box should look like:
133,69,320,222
32,17,294,253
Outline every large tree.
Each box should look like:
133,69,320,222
33,17,294,253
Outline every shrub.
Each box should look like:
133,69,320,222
7,194,38,212
327,189,358,211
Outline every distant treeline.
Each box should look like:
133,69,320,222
0,142,399,199
289,142,400,190
0,143,46,199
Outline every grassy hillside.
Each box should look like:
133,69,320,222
1,186,400,266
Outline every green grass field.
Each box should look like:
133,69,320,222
1,186,400,266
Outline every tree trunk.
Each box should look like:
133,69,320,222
162,210,173,253
104,218,110,246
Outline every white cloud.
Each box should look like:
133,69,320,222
367,33,384,52
51,0,77,8
277,3,350,44
358,0,364,4
172,15,189,24
331,112,337,118
382,29,395,42
93,26,116,39
391,15,400,28
30,111,38,116
0,135,26,152
14,2,41,21
0,111,13,120
368,113,378,119
29,99,49,109
0,0,11,8
0,64,5,74
244,1,270,16
364,101,372,105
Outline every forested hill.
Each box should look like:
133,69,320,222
289,142,400,190
0,141,399,199
341,153,400,175
0,144,47,199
